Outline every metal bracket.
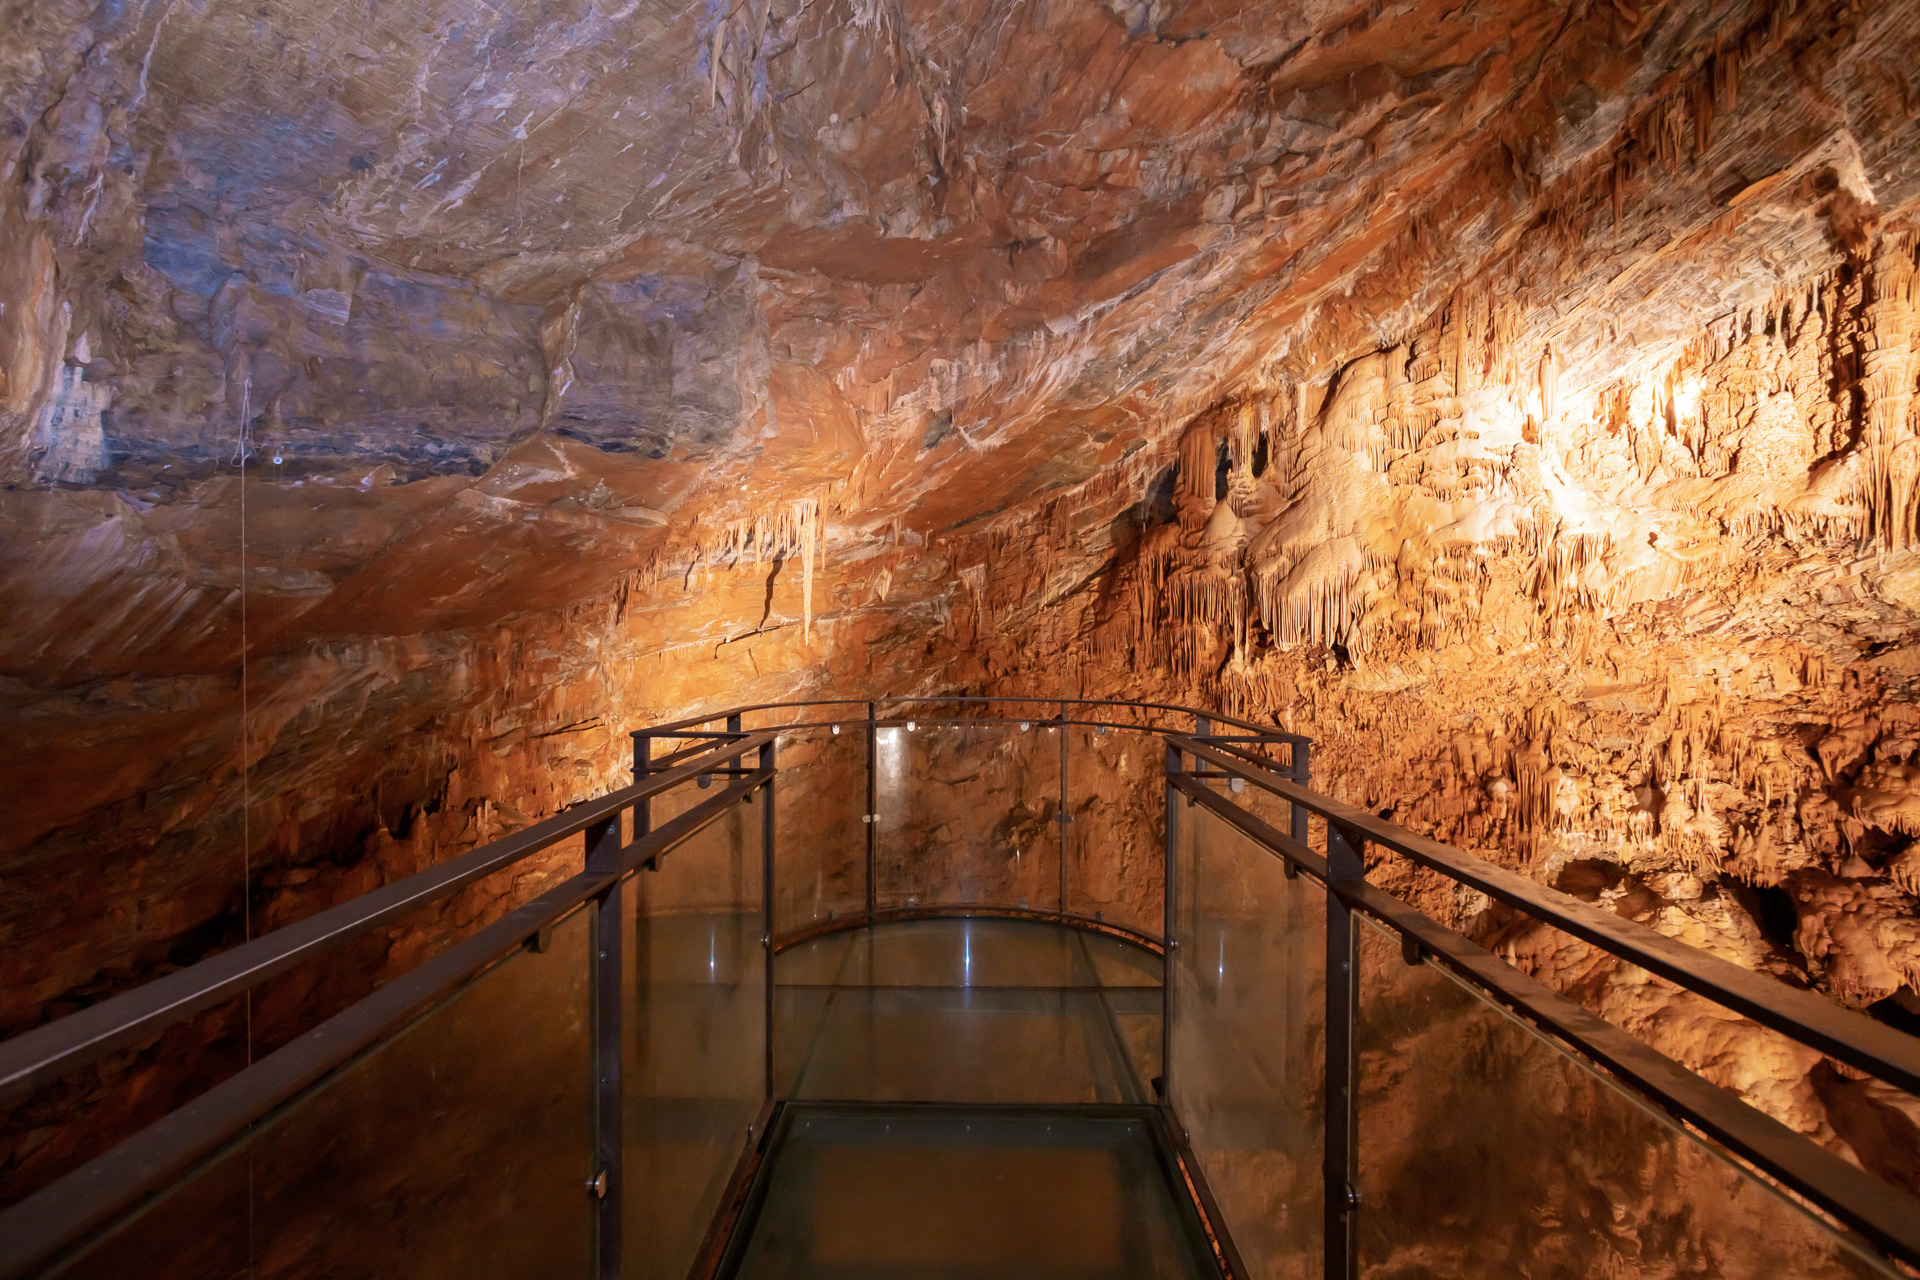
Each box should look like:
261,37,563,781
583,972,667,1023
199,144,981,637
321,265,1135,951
526,924,555,954
587,1169,608,1200
1400,934,1427,968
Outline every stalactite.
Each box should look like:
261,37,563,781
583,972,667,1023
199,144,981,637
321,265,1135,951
794,496,819,642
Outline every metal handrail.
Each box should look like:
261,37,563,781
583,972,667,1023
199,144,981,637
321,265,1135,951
1168,770,1920,1266
1171,733,1920,1096
634,695,1306,744
0,732,771,1108
772,906,1165,955
0,760,773,1280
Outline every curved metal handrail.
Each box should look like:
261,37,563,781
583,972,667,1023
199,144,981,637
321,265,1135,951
635,694,1304,743
773,906,1165,956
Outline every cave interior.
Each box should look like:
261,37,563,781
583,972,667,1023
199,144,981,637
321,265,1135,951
4,0,1920,1275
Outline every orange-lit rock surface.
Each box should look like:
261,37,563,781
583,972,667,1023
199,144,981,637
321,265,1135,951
5,0,1920,1223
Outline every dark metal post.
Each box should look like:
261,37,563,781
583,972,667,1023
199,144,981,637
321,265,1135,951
1291,739,1311,846
761,734,777,1098
632,732,653,838
587,811,624,1280
1324,821,1362,1280
865,701,877,920
1161,739,1180,1106
1057,699,1070,914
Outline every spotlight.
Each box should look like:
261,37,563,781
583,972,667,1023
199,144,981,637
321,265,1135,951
907,720,917,731
1020,720,1031,731
831,724,841,735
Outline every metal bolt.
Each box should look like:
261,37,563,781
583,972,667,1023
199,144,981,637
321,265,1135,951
587,1170,608,1199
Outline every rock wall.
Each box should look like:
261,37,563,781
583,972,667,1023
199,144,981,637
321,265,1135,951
942,233,1920,1206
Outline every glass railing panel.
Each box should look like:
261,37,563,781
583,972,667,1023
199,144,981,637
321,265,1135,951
623,795,765,1280
769,725,867,934
1066,725,1165,937
1079,928,1166,1094
5,826,592,1208
874,722,1062,913
1353,914,1900,1279
773,918,1157,1105
1169,800,1325,1280
52,906,594,1280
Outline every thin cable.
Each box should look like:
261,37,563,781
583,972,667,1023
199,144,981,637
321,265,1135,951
236,373,254,1044
236,375,256,1278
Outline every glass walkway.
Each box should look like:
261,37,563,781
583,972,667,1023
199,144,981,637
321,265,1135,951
0,698,1915,1280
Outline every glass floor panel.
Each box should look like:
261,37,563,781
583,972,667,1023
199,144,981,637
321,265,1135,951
724,1105,1217,1280
774,919,1163,1104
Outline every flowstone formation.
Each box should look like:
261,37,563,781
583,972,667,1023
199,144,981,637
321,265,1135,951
950,243,1920,1199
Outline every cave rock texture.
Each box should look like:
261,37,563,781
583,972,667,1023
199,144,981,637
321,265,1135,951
5,0,1920,1222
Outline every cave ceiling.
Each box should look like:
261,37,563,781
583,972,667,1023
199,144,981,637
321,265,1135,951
4,0,1914,682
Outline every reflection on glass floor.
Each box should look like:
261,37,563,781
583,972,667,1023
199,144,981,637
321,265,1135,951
775,919,1163,1104
725,1105,1216,1280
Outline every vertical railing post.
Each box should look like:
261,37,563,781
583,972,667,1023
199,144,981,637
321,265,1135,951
587,807,625,1280
1161,738,1180,1106
1291,739,1311,846
1324,820,1362,1280
761,732,777,1099
632,731,653,838
1057,699,1070,915
865,701,877,921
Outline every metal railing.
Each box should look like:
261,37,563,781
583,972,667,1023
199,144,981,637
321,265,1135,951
0,696,1913,1280
1165,735,1920,1275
